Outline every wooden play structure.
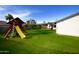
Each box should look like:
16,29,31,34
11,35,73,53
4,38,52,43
4,14,26,39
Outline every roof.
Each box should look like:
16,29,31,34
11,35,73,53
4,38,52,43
37,22,54,25
0,21,9,25
56,12,79,23
14,17,24,24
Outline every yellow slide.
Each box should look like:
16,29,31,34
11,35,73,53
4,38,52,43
15,26,26,39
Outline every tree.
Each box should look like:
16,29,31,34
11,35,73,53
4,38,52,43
26,19,37,29
26,19,36,25
5,14,14,21
30,19,36,25
26,20,30,25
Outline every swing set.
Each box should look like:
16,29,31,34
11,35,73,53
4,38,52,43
3,14,26,39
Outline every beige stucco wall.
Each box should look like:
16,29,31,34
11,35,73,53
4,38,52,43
56,15,79,37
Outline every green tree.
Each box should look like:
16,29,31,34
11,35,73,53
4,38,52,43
26,19,38,29
26,19,36,25
5,14,14,21
31,20,36,25
27,20,30,25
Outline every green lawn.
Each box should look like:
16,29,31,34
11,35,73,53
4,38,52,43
0,29,79,54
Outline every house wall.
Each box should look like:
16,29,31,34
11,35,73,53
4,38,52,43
56,15,79,37
0,25,9,34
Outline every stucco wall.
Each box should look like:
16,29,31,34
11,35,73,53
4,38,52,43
56,15,79,37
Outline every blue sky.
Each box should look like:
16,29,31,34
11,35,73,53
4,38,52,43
0,5,79,23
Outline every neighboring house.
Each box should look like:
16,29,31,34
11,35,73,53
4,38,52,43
39,23,54,30
53,23,56,30
41,24,48,29
47,24,53,30
56,13,79,37
23,24,31,30
0,21,9,34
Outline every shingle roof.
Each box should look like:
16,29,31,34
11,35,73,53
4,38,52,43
56,12,79,23
0,21,9,25
14,17,24,24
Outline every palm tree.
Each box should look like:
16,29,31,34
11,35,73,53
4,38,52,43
5,14,14,21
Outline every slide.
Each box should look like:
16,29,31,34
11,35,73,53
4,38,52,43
15,25,26,39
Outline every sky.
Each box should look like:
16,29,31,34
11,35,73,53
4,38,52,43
0,5,79,24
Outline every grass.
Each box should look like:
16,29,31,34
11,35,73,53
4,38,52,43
0,29,79,54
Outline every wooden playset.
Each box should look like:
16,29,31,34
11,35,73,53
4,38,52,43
4,16,26,39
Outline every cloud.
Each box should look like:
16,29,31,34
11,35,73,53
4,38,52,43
11,12,31,18
0,5,42,22
0,6,5,11
0,18,6,21
6,10,32,22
